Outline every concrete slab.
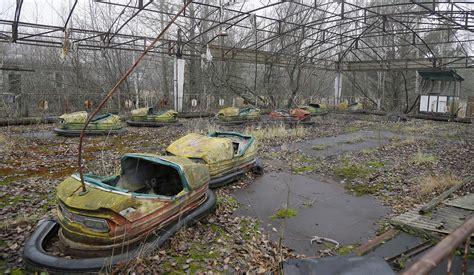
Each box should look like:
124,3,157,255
287,131,404,158
233,172,388,256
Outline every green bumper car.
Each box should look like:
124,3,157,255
216,106,261,125
54,111,123,137
126,108,181,127
23,154,215,272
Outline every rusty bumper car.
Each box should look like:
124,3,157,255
23,154,216,272
269,108,314,125
54,111,124,137
215,106,261,125
126,108,182,127
167,131,263,188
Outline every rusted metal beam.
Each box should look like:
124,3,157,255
402,215,474,275
11,0,23,42
419,176,473,214
354,229,400,256
63,0,78,30
76,0,193,193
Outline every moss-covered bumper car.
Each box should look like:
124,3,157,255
298,103,329,116
54,111,124,137
216,106,261,125
167,131,263,188
269,108,314,125
23,154,216,272
126,107,181,127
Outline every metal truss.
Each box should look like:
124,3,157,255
0,0,473,71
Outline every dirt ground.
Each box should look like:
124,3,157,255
0,113,472,273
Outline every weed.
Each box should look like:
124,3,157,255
216,194,240,210
271,208,298,220
239,218,260,240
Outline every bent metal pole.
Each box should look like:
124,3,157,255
77,0,193,193
402,215,474,275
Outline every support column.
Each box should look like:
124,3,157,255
334,71,342,106
173,56,185,112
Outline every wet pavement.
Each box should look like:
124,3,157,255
287,130,403,158
233,171,388,256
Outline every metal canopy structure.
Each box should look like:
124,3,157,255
0,0,473,71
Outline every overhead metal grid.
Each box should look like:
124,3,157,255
0,0,473,71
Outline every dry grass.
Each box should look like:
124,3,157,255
0,133,16,153
413,151,438,166
418,175,459,196
184,118,221,135
245,125,306,141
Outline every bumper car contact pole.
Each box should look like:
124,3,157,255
76,0,194,194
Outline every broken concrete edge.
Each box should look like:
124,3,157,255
389,220,443,243
23,190,216,273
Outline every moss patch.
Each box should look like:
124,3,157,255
342,137,365,144
334,165,371,180
312,144,330,151
366,161,384,168
336,245,356,255
292,165,315,174
345,182,384,196
271,208,298,220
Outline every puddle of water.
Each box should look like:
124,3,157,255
233,172,388,256
287,131,402,158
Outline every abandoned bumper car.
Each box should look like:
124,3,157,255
216,106,261,125
54,111,124,137
269,108,314,125
126,107,181,127
298,103,329,116
23,154,216,272
167,131,264,188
